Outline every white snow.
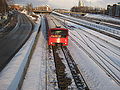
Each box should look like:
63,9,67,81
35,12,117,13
69,21,120,48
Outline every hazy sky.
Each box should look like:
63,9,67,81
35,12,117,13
15,0,120,9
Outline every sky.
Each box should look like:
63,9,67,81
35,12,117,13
14,0,120,9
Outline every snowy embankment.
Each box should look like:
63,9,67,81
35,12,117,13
85,13,120,23
0,15,41,90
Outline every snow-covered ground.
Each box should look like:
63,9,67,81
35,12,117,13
22,13,120,90
54,47,77,89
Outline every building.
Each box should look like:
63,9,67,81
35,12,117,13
115,2,120,17
33,5,52,12
33,5,52,14
107,2,120,17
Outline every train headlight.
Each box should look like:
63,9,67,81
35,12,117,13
57,38,60,43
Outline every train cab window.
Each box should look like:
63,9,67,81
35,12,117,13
51,30,68,38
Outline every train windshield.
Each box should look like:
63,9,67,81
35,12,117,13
51,30,68,38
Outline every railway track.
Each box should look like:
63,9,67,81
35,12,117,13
51,46,89,90
62,46,89,90
69,34,120,86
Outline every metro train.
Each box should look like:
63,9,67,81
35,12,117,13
47,16,68,46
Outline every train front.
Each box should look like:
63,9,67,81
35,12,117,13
49,28,68,46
